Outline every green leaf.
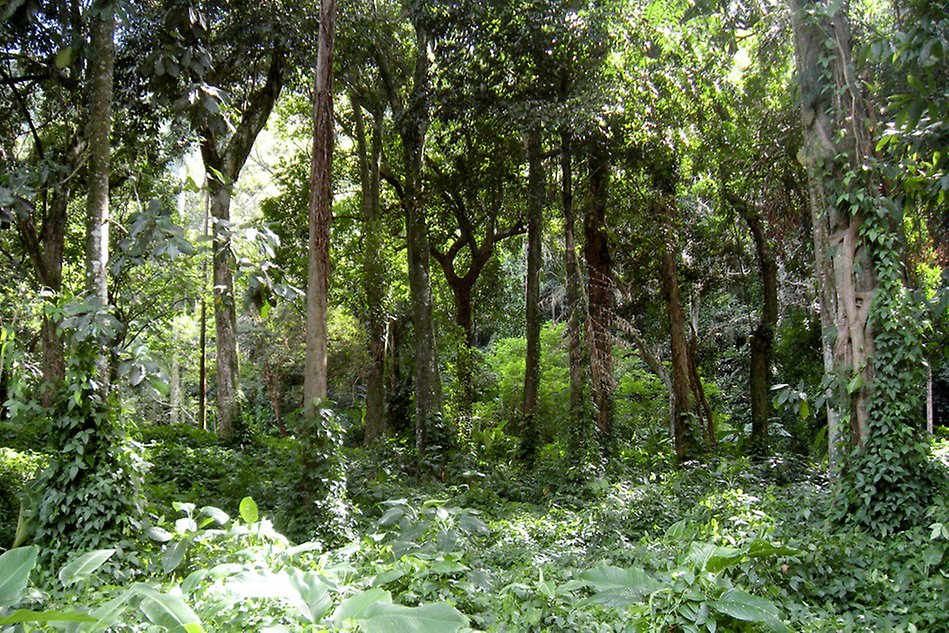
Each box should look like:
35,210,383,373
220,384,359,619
359,602,469,633
686,542,743,573
0,610,96,625
334,588,392,625
55,47,73,69
133,584,204,633
0,546,37,608
199,505,230,526
239,496,259,524
710,588,791,632
59,549,116,587
578,565,662,606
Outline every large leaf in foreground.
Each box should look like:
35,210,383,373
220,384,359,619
711,588,792,633
578,565,662,607
359,602,468,633
59,549,116,587
0,546,37,608
132,584,204,633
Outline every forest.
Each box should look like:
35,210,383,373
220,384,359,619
0,0,947,630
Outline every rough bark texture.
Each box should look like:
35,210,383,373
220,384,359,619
561,133,586,452
199,51,284,441
585,138,614,453
304,0,337,414
520,126,544,460
85,0,114,386
791,0,877,450
657,193,693,460
353,100,387,443
728,193,779,452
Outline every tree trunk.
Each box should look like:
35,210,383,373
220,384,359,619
561,132,587,460
657,193,693,460
85,0,114,386
353,100,387,443
170,357,181,425
729,193,779,453
199,50,283,442
198,183,209,431
790,0,876,449
585,136,614,454
401,25,442,452
520,125,544,460
304,0,337,415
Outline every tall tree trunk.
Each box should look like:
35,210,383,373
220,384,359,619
520,125,544,460
728,193,779,453
657,193,693,460
790,0,876,449
170,357,181,425
85,0,114,386
198,183,209,431
585,136,614,454
199,51,283,442
562,132,587,458
353,100,387,443
399,22,443,454
304,0,337,414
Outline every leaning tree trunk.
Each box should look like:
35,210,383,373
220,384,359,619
790,0,876,450
304,0,337,414
585,136,614,455
353,100,387,443
85,0,114,387
520,125,544,462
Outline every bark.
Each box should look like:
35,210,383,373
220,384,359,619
198,184,209,431
790,0,877,448
520,125,544,460
585,137,614,452
728,192,779,453
304,0,337,414
263,359,287,436
170,358,181,425
199,50,284,442
353,100,387,443
562,132,587,458
657,193,693,460
85,0,114,385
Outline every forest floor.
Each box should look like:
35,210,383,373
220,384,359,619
1,424,947,631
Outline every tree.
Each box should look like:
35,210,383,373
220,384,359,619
303,0,337,412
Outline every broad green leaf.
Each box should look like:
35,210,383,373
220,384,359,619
84,587,139,631
711,588,792,633
578,565,661,606
334,588,392,625
59,549,116,587
359,602,468,633
686,542,743,573
55,47,73,69
0,546,37,608
199,506,229,526
132,583,205,633
0,610,96,625
239,497,259,524
144,526,174,543
288,569,333,623
745,539,799,559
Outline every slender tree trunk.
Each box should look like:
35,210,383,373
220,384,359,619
657,193,693,460
353,100,387,443
585,137,614,454
304,0,337,414
520,125,544,460
170,357,181,425
729,193,779,453
205,176,242,440
561,132,587,459
687,321,715,445
198,183,209,431
790,0,876,450
263,359,286,436
400,23,442,454
85,0,114,386
199,50,283,442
